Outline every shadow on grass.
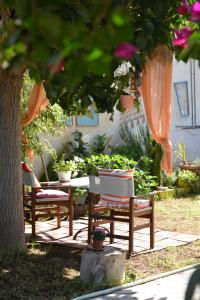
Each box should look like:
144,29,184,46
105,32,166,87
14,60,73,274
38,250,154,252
0,243,114,299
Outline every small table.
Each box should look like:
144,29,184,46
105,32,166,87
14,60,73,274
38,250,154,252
41,176,89,189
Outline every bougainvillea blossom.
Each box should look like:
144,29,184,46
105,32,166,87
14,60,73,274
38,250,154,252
190,1,200,22
114,42,139,60
172,27,193,47
176,0,189,15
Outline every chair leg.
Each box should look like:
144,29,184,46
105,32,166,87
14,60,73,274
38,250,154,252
32,205,36,238
150,195,155,249
110,209,114,244
57,205,61,228
128,197,134,258
87,193,93,244
68,189,73,236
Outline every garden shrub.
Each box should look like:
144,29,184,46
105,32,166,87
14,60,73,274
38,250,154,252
69,131,89,158
21,73,67,162
177,170,200,192
90,134,111,155
111,124,163,184
161,171,178,188
77,154,157,195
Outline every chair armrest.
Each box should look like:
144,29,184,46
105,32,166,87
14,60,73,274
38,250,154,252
40,181,63,190
41,185,62,190
40,181,59,186
131,194,155,208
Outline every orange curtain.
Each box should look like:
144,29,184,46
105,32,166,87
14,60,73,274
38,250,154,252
21,82,49,161
21,82,49,127
140,45,173,175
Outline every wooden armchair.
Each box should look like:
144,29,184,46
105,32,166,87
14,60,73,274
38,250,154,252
88,170,155,258
22,162,73,238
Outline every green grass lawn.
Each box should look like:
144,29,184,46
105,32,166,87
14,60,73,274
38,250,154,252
0,195,200,299
155,195,200,235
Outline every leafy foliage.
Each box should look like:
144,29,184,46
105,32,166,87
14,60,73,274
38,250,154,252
21,73,67,161
161,171,178,188
113,124,163,183
118,123,144,160
90,134,111,155
78,154,137,176
1,1,185,115
77,154,157,195
139,126,163,183
177,170,199,190
69,131,89,158
173,0,200,62
174,139,187,164
52,156,77,172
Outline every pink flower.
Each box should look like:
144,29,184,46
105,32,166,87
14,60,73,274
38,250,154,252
176,0,190,15
190,1,200,22
172,27,193,48
114,42,139,60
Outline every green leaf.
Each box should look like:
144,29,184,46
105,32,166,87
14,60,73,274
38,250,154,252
87,48,103,61
112,13,126,26
188,31,200,42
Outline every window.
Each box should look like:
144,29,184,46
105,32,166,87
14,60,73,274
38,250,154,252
174,81,189,118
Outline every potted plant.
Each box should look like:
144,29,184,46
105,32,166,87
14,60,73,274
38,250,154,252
175,140,200,174
74,188,87,206
112,62,141,111
92,227,106,250
52,157,76,182
177,170,199,189
73,188,88,219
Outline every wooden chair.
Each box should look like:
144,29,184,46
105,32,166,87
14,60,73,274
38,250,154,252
22,162,73,238
88,173,155,258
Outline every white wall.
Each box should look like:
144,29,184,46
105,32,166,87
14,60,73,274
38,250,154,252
170,59,200,163
34,110,121,178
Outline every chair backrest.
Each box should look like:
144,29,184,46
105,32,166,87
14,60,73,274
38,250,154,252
89,176,100,193
99,176,134,197
89,170,134,209
22,162,41,188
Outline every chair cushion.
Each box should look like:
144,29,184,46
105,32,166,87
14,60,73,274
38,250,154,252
98,168,134,207
99,198,150,209
35,189,69,200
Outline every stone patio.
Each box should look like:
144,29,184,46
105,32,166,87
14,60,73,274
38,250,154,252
25,217,200,255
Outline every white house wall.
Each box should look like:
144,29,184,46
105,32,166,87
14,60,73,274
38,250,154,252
34,110,121,178
171,59,200,163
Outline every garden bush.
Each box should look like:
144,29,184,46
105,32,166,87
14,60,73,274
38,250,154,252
161,171,178,188
177,170,200,192
77,154,157,195
111,124,163,184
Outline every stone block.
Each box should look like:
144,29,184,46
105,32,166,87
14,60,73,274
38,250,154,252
80,246,126,285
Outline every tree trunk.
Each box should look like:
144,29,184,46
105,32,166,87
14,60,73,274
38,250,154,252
0,69,26,251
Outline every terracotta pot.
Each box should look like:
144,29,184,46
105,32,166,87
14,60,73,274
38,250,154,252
179,164,200,174
93,239,104,250
120,95,134,110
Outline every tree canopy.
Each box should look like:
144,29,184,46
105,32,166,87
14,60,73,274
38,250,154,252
1,0,191,115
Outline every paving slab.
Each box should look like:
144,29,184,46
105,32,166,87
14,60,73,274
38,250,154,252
25,218,200,254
